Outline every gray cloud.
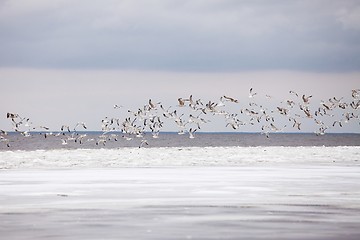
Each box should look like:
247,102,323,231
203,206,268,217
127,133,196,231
0,0,360,71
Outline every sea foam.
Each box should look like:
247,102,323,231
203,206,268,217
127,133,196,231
1,146,359,169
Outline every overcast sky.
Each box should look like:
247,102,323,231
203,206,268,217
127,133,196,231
1,0,359,132
1,0,360,71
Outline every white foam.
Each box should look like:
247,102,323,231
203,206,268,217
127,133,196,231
1,146,359,169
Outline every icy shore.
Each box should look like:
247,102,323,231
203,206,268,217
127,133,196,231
1,146,360,239
1,167,360,239
1,146,360,169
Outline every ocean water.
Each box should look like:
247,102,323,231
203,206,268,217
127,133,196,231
1,132,360,151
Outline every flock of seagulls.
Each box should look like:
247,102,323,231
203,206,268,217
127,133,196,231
1,89,359,148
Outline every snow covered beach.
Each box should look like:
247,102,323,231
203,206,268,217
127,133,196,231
1,146,360,239
1,146,359,169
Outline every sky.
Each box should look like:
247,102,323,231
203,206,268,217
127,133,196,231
0,0,359,133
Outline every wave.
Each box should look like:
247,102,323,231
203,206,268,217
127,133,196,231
1,146,359,169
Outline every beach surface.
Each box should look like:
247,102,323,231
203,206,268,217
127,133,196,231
1,163,360,239
1,146,360,239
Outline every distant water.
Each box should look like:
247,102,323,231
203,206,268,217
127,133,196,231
1,132,360,151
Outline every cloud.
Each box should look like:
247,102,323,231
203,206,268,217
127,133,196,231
0,0,360,71
336,6,360,30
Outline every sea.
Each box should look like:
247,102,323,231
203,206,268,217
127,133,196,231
1,132,360,151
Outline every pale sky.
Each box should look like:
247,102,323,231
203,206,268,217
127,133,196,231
0,0,359,133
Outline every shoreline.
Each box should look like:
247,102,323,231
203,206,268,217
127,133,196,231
1,146,360,169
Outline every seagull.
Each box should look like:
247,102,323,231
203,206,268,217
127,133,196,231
96,139,106,146
205,100,218,113
148,99,160,110
249,88,257,98
352,89,360,99
61,125,71,133
139,139,149,148
107,134,118,142
188,95,202,110
188,113,208,129
188,128,197,139
350,100,360,109
122,135,133,141
74,122,87,131
0,137,10,147
160,105,173,118
96,135,107,146
291,118,301,130
302,94,312,105
301,107,313,118
226,122,240,130
315,126,328,136
151,130,160,139
20,131,31,137
286,100,296,108
314,119,325,126
114,104,123,109
40,132,53,138
175,118,188,131
75,134,87,144
223,95,239,103
321,102,332,111
173,110,185,123
6,112,19,119
148,99,156,109
216,97,226,107
262,131,270,138
289,90,299,97
332,120,343,128
177,129,186,135
34,126,50,131
338,102,347,109
177,98,188,107
330,97,343,104
270,123,286,132
277,107,289,116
